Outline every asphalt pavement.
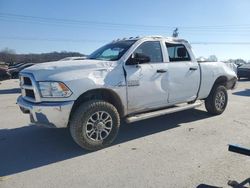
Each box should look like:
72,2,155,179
0,79,250,188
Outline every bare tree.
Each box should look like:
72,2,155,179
207,55,218,62
0,48,16,65
0,48,85,65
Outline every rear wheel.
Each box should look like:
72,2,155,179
205,85,228,115
70,100,120,151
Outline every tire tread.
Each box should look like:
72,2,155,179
205,85,228,115
70,100,120,151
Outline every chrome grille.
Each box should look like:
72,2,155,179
19,73,41,102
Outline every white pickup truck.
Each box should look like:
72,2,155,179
17,36,237,150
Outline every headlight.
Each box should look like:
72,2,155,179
38,82,72,98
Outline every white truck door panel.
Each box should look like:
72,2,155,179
125,63,168,113
165,43,200,103
167,62,200,103
124,41,168,113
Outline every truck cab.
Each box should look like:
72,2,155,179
122,36,200,113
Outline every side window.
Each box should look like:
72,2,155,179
166,43,191,62
134,41,163,63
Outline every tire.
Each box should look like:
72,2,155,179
205,85,228,115
70,100,120,151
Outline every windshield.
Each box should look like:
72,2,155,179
88,40,136,61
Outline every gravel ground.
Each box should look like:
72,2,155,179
0,79,249,188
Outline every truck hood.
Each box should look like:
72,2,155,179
21,59,117,81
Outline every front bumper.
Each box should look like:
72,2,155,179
17,96,74,128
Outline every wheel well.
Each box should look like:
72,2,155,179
213,76,228,87
200,76,229,100
69,88,125,121
207,76,228,96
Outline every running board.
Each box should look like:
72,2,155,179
125,101,203,123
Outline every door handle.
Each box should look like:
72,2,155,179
189,67,198,71
156,69,167,73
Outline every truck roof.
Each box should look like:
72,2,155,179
112,35,189,44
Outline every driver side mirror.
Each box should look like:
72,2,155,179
126,52,150,65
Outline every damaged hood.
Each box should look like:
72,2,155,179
21,59,117,81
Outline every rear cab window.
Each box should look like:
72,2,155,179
166,43,191,62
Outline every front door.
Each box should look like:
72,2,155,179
124,41,168,113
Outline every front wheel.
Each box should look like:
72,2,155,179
205,85,228,115
70,100,120,151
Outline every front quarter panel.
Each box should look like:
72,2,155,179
67,62,127,102
50,63,128,114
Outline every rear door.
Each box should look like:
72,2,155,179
165,43,200,103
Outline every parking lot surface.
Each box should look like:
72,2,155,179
0,79,250,188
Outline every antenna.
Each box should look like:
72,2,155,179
172,28,179,38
